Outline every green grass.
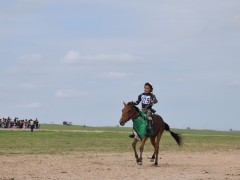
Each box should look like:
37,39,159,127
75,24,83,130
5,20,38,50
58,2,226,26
0,130,131,155
40,124,131,132
0,125,239,155
175,128,240,152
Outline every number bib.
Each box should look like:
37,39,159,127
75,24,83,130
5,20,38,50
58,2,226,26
141,95,151,105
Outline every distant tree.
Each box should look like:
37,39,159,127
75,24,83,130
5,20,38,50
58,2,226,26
186,127,191,130
230,129,233,131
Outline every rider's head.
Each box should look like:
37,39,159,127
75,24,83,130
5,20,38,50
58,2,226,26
144,82,153,93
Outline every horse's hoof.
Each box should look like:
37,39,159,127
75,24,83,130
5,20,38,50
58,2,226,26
154,162,158,166
150,158,154,162
137,158,142,165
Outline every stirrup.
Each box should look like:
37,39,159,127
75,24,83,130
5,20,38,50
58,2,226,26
147,124,154,135
148,117,153,121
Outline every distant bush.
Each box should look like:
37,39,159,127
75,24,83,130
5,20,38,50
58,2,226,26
63,121,72,125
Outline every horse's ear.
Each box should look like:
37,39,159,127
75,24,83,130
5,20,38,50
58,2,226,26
123,101,127,106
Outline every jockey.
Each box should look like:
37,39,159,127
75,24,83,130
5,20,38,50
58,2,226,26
130,82,158,137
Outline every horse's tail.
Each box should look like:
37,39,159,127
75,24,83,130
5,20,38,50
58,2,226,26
164,122,183,147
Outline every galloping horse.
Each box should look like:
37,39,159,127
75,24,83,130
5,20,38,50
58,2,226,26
119,102,182,166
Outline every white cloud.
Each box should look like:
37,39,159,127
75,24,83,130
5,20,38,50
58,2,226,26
8,0,56,13
98,72,132,79
132,81,142,86
12,102,43,108
234,15,240,22
18,54,43,64
25,102,43,108
86,81,102,86
230,80,240,87
5,67,40,74
62,50,143,65
176,77,188,84
5,53,44,74
20,83,35,90
55,89,87,98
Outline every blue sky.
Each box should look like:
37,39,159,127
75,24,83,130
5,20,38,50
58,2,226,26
0,0,240,130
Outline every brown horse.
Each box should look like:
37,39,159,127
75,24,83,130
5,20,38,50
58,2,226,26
119,102,182,166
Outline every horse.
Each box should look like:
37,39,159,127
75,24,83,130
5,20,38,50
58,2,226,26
119,102,182,166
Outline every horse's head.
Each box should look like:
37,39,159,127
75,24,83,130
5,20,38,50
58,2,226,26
119,101,140,126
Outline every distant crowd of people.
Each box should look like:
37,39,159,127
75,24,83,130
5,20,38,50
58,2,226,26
0,117,40,129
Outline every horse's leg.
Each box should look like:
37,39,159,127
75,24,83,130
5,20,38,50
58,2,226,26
137,137,147,165
150,137,156,162
154,131,163,166
132,138,139,161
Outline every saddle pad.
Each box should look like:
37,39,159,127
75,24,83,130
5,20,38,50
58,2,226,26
132,112,148,140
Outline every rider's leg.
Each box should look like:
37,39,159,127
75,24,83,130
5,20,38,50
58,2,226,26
147,110,154,135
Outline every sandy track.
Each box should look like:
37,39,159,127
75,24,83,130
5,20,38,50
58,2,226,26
1,150,240,180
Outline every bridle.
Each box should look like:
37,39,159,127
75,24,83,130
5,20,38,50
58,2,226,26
129,105,140,120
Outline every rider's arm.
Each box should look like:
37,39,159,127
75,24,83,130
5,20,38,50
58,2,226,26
151,94,158,104
133,94,142,105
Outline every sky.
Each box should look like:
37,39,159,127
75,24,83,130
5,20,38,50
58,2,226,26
0,0,240,130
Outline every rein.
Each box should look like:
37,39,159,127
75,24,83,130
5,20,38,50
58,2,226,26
130,106,140,120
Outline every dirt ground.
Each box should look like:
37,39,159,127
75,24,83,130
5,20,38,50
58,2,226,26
0,150,240,180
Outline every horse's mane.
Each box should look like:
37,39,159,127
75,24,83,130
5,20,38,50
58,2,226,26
127,102,140,113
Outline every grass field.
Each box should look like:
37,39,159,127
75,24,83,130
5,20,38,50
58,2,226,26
0,124,239,155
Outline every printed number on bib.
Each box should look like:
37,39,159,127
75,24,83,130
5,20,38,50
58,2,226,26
142,96,151,104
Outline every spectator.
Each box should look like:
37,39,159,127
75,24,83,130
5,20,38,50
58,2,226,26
0,116,40,130
30,119,34,132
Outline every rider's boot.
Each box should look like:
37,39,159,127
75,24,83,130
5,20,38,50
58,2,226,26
129,133,135,138
147,117,154,136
